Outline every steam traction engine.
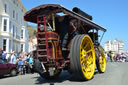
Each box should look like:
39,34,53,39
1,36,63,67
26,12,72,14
24,4,107,80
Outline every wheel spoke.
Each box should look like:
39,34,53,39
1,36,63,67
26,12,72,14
83,41,90,49
86,49,93,54
89,64,93,72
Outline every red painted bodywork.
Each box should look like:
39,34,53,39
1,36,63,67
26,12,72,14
36,15,65,69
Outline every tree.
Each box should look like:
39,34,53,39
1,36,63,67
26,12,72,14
33,30,37,38
27,25,36,39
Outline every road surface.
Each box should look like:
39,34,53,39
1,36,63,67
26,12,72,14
0,62,128,85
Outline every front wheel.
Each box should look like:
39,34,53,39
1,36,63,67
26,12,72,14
70,35,96,80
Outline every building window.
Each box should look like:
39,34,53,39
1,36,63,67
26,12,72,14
21,9,23,12
13,25,14,37
3,19,7,31
17,3,18,7
4,4,7,13
21,29,24,39
16,28,18,39
13,43,15,51
13,10,15,19
13,0,15,4
9,40,11,52
16,13,18,21
16,44,18,52
9,21,11,32
15,27,17,38
21,18,23,25
3,39,7,51
21,44,24,52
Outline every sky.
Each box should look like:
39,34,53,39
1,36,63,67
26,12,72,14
21,0,128,51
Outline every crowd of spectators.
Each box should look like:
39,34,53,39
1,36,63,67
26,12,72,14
105,52,128,62
0,48,34,75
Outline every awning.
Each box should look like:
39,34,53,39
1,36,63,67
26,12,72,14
24,4,106,32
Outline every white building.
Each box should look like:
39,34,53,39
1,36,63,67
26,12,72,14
104,39,124,54
0,0,29,53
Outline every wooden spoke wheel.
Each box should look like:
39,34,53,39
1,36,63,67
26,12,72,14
70,35,96,80
96,50,106,73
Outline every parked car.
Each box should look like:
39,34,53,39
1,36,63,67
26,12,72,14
0,59,18,77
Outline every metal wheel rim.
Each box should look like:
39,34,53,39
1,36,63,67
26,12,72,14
99,52,106,72
80,35,95,80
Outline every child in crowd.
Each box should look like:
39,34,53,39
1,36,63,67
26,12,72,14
18,56,25,75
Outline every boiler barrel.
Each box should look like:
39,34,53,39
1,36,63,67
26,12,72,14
72,7,93,20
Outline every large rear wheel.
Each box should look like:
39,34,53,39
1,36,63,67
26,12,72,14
70,35,96,80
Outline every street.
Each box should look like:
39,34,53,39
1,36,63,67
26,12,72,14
0,62,128,85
